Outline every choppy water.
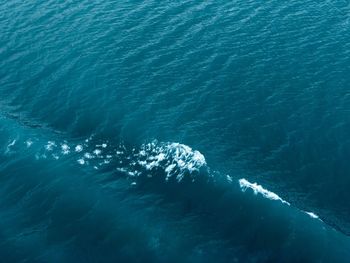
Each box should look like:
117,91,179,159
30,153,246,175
1,0,350,262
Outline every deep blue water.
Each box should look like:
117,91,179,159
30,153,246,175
1,0,350,262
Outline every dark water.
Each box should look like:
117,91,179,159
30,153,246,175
1,0,350,262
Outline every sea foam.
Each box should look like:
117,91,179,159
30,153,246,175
239,178,291,205
135,141,207,182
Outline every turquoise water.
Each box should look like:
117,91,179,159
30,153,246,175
1,0,350,262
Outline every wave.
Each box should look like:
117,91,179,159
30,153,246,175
0,134,333,225
0,122,349,261
0,136,333,222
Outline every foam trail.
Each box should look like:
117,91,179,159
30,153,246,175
305,211,320,220
238,178,323,221
238,178,291,205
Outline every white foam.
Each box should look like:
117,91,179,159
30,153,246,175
45,141,56,151
25,140,33,148
84,153,93,159
116,167,127,173
165,163,176,174
5,139,16,153
136,141,207,182
96,143,108,148
61,144,70,155
8,139,16,147
85,135,94,143
305,211,319,219
128,171,138,176
238,178,290,205
75,145,83,152
93,149,102,155
77,158,85,165
226,175,233,183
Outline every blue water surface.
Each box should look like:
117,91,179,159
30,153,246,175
1,0,350,262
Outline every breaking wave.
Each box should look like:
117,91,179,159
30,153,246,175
5,135,322,221
1,128,350,262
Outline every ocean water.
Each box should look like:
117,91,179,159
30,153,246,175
1,0,350,262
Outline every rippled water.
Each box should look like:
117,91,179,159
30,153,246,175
1,0,350,262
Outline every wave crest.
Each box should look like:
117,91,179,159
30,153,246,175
135,141,207,182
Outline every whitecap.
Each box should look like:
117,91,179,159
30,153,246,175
135,141,207,182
